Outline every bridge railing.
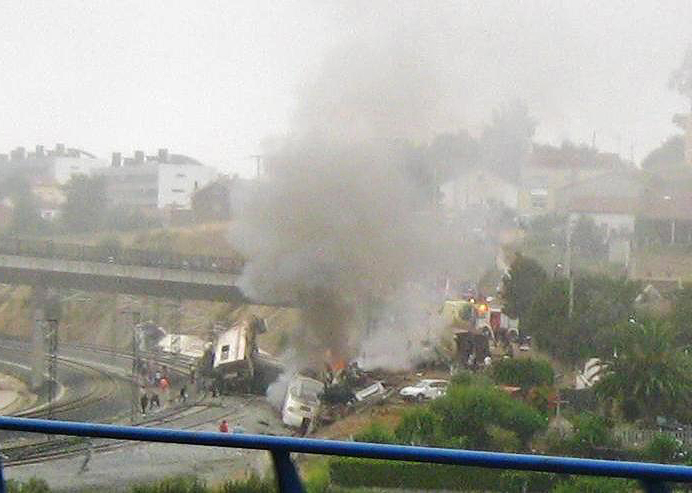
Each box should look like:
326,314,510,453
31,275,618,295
0,238,243,274
0,417,689,493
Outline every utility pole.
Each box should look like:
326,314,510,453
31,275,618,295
46,319,59,421
564,216,575,318
130,311,141,424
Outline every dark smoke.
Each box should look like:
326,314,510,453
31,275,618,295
230,38,486,368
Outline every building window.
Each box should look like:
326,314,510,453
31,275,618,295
221,344,230,361
176,173,186,178
530,188,548,209
171,188,185,193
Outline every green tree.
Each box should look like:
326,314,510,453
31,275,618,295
8,176,47,235
501,253,548,320
524,275,639,364
571,215,606,258
672,283,692,346
522,278,570,359
430,383,546,450
61,174,107,233
594,318,692,422
641,134,685,171
490,358,554,389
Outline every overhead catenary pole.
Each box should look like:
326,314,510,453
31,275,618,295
565,216,575,319
130,311,141,424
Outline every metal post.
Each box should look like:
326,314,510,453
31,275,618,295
131,311,141,424
565,216,575,319
46,319,59,421
270,450,304,493
31,287,47,390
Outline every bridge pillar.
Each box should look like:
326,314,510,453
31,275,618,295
31,287,46,390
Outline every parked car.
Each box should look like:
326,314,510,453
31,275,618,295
399,379,448,401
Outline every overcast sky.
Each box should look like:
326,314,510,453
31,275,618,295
1,1,691,176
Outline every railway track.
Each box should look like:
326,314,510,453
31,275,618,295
0,338,210,464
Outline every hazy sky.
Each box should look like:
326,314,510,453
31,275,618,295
1,1,691,176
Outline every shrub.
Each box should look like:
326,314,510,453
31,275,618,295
395,407,441,446
220,473,275,493
131,475,208,493
558,413,617,458
644,433,686,464
552,476,634,493
353,421,396,444
431,383,547,450
490,358,554,388
5,478,50,493
329,457,557,491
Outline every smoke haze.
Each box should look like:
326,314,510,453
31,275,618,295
230,35,478,367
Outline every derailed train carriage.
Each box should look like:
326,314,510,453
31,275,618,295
204,316,283,394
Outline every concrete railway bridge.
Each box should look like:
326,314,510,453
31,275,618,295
0,238,247,390
0,237,245,302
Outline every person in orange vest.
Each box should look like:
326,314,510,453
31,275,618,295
219,419,229,433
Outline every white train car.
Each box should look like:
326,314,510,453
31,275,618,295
213,322,251,371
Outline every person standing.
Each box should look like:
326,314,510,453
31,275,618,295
149,392,160,410
140,393,149,416
179,385,187,403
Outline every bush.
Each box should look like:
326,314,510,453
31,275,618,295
557,413,618,458
329,457,557,491
353,421,396,444
5,478,50,493
220,473,275,493
644,433,686,464
490,358,554,388
431,383,547,450
395,407,441,446
552,476,634,493
131,475,208,493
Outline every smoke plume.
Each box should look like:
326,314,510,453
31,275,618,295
231,37,482,369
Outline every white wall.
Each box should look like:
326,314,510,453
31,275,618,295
441,169,518,212
52,157,109,185
157,164,218,209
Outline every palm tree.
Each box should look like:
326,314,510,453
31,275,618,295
594,318,692,423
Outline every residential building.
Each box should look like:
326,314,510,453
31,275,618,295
518,143,632,217
0,144,107,186
95,149,218,210
557,171,645,239
440,168,518,215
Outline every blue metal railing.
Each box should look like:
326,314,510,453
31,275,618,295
0,417,689,492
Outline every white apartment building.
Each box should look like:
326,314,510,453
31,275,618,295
94,150,218,210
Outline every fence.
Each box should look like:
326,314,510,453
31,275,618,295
0,417,691,493
0,238,243,274
616,427,692,449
